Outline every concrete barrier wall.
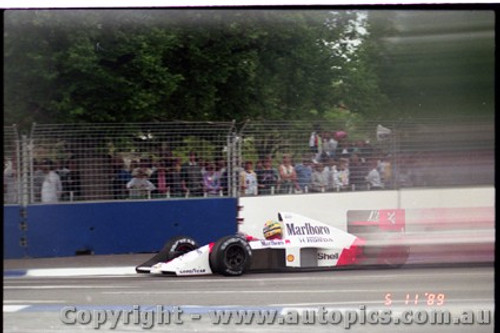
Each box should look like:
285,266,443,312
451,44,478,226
4,187,494,259
4,198,238,259
4,205,25,259
238,187,495,237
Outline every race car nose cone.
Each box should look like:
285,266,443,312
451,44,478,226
150,263,163,274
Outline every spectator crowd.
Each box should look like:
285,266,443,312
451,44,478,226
235,129,390,196
4,129,393,204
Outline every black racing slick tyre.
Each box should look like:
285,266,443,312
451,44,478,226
135,236,199,273
162,236,200,261
209,236,252,276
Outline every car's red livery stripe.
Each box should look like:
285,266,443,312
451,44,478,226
337,237,365,266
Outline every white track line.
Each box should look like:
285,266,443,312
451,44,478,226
26,266,136,277
3,305,30,312
5,266,492,279
5,285,132,290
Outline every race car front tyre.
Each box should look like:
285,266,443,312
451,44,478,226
163,236,200,261
209,236,252,276
135,236,199,273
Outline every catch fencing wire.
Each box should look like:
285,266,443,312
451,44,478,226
27,122,235,202
3,117,494,205
3,125,21,205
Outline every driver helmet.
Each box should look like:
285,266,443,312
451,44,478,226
263,220,283,240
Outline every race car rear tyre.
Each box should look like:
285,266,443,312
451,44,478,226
378,245,410,268
209,236,252,276
135,236,199,273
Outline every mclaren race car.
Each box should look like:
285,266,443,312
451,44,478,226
136,212,366,276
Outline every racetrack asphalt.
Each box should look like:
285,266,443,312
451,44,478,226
3,254,494,333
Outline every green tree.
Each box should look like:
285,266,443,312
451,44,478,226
4,9,391,131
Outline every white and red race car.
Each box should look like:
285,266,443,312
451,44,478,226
136,212,367,276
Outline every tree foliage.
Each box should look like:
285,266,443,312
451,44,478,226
364,10,495,119
5,9,390,131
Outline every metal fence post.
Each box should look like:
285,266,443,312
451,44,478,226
20,133,30,256
20,135,30,207
226,121,238,199
227,130,240,198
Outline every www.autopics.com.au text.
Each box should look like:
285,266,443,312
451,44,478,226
59,305,492,329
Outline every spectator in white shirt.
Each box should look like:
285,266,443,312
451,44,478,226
127,168,156,199
41,159,62,203
366,158,384,190
310,162,329,193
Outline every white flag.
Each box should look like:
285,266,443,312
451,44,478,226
376,124,392,141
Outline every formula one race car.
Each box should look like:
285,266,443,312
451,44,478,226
136,212,366,276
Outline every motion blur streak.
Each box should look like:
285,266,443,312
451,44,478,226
350,207,494,266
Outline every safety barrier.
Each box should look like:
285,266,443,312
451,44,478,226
4,205,25,259
238,186,495,265
5,186,493,259
4,197,237,259
238,186,495,234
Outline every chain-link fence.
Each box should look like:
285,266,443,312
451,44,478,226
3,118,494,204
392,118,495,187
238,118,495,194
26,122,236,203
3,125,21,204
